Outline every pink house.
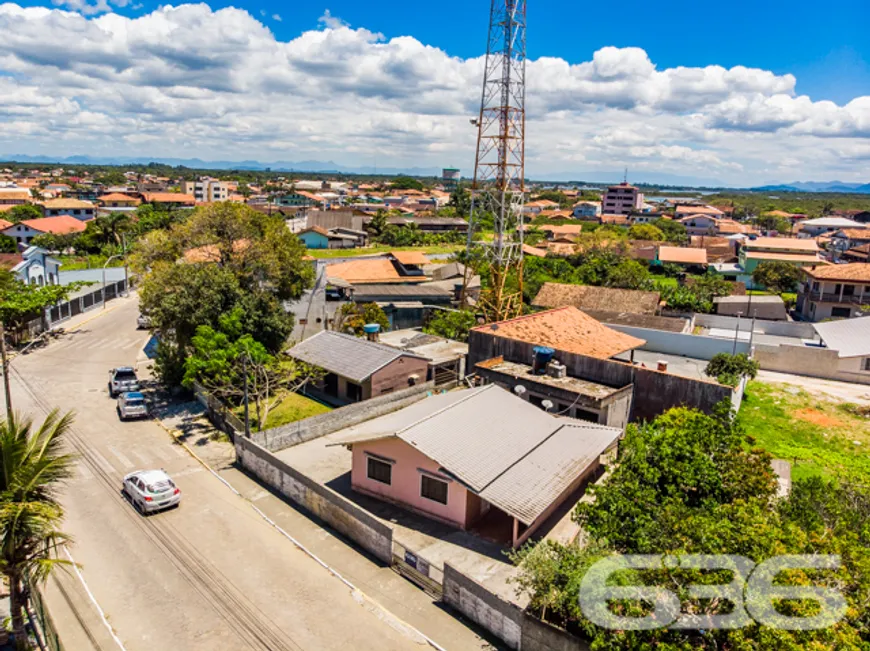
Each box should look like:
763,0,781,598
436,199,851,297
331,385,622,547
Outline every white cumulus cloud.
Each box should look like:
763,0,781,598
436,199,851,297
0,2,869,184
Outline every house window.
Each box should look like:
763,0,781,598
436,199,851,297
863,359,870,372
420,475,448,505
346,381,362,402
831,307,851,318
366,457,392,485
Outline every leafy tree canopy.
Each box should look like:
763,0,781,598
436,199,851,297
751,260,801,295
704,352,760,387
390,176,425,191
627,223,664,241
4,204,42,224
334,302,390,336
423,309,478,342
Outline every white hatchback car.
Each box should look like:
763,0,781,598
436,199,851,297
122,470,181,514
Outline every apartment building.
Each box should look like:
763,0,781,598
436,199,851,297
798,264,870,321
181,178,229,203
601,183,643,216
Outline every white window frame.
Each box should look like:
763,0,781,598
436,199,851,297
365,453,394,485
419,470,449,505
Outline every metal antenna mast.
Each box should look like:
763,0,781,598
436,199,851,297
467,0,526,321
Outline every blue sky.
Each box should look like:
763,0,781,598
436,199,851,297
2,0,870,185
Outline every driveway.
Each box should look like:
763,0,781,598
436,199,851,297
756,369,870,405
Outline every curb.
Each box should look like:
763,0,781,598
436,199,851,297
153,415,448,651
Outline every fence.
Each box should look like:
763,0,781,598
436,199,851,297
21,279,129,342
390,538,443,599
27,581,63,651
192,382,245,438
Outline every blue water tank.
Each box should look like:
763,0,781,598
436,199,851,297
362,323,381,334
532,346,555,374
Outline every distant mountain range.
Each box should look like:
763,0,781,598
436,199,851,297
752,181,870,194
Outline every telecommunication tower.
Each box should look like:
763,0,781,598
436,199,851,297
467,0,527,321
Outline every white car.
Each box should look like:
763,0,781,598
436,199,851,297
137,314,152,329
122,470,181,514
117,392,149,421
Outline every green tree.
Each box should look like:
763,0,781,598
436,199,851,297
390,176,425,191
423,309,478,342
751,260,801,295
0,272,84,342
447,186,471,218
366,209,389,238
0,410,76,650
4,205,42,224
334,303,390,336
704,352,759,386
0,235,16,253
604,258,652,290
627,223,664,241
755,213,791,234
652,218,688,244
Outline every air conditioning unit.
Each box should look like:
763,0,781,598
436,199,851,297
547,360,566,378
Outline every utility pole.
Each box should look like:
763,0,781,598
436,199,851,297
242,352,251,438
732,312,742,355
0,322,12,427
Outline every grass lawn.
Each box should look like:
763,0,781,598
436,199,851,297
649,274,678,288
235,391,332,430
57,254,126,270
307,244,463,259
739,380,870,482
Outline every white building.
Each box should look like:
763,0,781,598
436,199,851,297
572,201,602,219
181,178,229,202
11,246,61,286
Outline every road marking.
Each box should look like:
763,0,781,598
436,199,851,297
64,548,129,651
108,446,134,469
171,466,204,479
88,448,117,475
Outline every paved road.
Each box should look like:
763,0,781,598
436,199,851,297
7,298,491,651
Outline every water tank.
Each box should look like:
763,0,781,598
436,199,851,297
532,346,555,374
363,323,381,342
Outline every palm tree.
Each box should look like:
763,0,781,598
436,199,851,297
0,410,76,650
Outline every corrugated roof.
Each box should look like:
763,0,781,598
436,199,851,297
744,252,822,263
532,282,660,315
390,250,430,265
813,317,870,358
472,306,645,359
287,331,426,382
658,246,708,265
330,385,621,524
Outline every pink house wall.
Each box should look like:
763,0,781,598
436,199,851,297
351,438,470,529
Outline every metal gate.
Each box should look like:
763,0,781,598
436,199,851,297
391,539,443,598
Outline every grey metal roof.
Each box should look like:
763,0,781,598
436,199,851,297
351,284,453,298
330,385,621,524
812,316,870,358
287,331,427,382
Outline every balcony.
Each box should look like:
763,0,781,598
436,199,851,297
805,291,870,305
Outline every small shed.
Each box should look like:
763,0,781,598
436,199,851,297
714,295,788,320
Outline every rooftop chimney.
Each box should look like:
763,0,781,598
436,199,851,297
657,360,668,372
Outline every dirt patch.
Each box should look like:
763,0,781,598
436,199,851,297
794,409,845,428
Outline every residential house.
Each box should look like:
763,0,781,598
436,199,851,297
275,192,316,208
831,228,870,252
738,237,823,279
297,226,359,249
140,192,196,208
678,214,720,236
383,215,469,234
599,213,632,226
655,245,708,269
287,330,429,406
40,198,95,221
181,178,230,203
842,243,870,263
378,329,469,385
812,317,870,378
537,224,583,241
0,189,30,206
674,205,725,220
331,384,622,547
798,263,870,320
798,217,868,237
713,295,788,320
572,201,601,219
97,193,141,215
326,252,431,286
523,199,560,215
601,183,643,216
1,215,87,245
9,246,61,286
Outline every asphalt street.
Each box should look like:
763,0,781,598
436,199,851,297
7,297,492,651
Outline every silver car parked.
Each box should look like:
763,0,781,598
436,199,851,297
108,366,140,398
122,470,181,514
117,392,149,421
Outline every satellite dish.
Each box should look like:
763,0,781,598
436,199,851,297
542,400,553,411
513,385,526,396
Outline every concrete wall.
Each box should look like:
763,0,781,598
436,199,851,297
469,332,733,422
607,324,751,360
443,564,590,651
235,436,394,563
694,314,817,339
754,343,870,385
369,356,430,397
252,382,435,452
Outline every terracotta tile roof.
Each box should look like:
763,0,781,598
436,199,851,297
39,198,94,209
833,229,870,240
744,237,819,252
601,213,631,225
300,226,329,236
0,218,12,230
804,263,870,282
658,245,708,265
327,259,427,284
390,250,430,265
98,193,139,203
763,210,799,218
715,219,752,234
142,192,195,204
472,306,645,359
674,205,724,217
532,282,660,315
541,224,583,237
546,242,578,256
537,210,573,219
0,253,23,270
17,215,87,235
522,243,548,258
